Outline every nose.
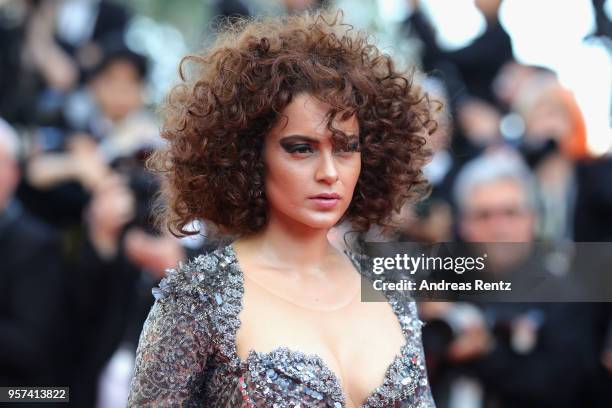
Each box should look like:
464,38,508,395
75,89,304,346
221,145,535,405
315,150,339,185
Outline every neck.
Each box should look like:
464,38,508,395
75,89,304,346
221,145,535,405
238,211,336,271
484,14,499,25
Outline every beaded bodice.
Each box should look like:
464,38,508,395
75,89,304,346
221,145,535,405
128,245,435,407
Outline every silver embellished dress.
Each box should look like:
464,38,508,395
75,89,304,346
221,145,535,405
128,245,436,407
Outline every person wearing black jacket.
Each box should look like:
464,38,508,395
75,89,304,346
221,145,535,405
421,151,608,407
0,118,67,388
404,0,514,107
0,200,66,388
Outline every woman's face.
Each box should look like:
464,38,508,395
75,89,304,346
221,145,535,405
263,93,361,231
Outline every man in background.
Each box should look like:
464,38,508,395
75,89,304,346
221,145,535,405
0,118,67,388
422,150,607,407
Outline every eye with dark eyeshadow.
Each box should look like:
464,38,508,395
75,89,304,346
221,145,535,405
334,140,361,153
280,142,314,154
347,141,361,151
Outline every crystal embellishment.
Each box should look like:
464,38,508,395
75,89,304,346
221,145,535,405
128,245,436,407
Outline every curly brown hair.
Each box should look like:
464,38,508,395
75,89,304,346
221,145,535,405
148,10,438,238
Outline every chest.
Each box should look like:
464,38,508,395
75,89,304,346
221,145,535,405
234,277,407,407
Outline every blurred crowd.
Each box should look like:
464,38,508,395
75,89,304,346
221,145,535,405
0,0,610,407
375,1,612,407
0,0,194,406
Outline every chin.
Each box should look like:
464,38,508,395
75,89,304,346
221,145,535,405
300,218,341,230
296,211,345,230
271,205,348,231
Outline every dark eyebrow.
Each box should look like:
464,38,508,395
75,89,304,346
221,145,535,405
279,134,359,144
279,135,320,144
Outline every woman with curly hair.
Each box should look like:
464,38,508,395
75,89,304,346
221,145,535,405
128,10,436,407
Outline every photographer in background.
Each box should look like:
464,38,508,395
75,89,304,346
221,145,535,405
20,34,156,227
45,40,185,407
421,150,606,407
11,35,185,405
